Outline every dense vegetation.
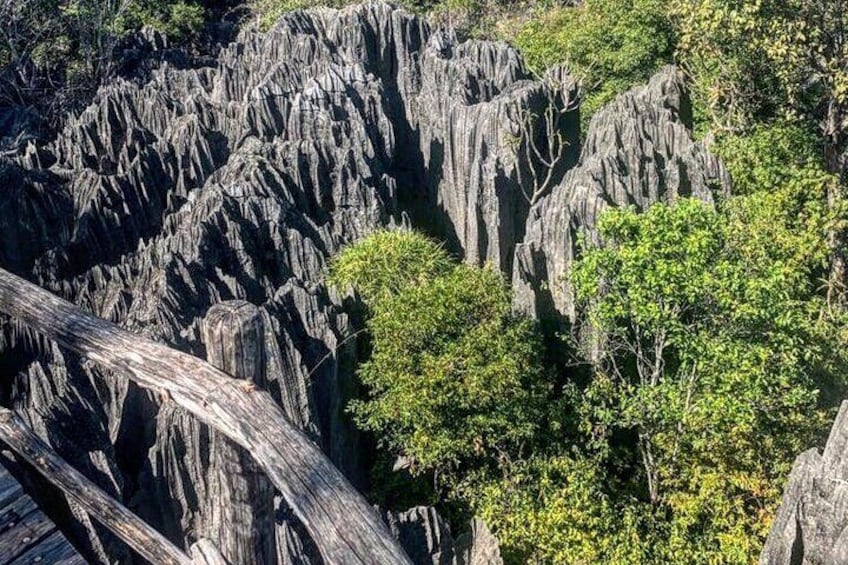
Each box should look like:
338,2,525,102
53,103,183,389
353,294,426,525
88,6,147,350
324,2,848,564
0,0,228,121
331,173,846,562
513,0,674,119
330,232,552,485
3,0,848,562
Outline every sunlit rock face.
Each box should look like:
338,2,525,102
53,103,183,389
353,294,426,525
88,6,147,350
0,2,568,562
0,2,727,563
761,401,848,565
512,66,729,325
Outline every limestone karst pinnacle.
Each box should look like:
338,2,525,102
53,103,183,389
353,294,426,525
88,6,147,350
0,2,738,563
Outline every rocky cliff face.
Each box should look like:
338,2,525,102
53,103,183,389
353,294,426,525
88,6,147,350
0,2,725,563
512,66,729,324
761,402,848,565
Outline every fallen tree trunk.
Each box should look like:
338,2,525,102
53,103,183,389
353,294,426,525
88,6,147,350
0,267,411,565
0,408,193,565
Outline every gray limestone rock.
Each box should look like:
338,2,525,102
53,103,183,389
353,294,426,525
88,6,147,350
0,2,528,561
0,2,732,563
512,66,730,323
761,401,848,565
386,507,503,565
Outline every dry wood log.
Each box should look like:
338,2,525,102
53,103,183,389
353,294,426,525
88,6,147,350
0,267,412,565
0,408,192,565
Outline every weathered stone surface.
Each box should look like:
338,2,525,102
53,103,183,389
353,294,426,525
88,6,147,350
761,401,848,565
0,2,541,561
512,66,730,323
0,2,734,563
408,34,579,272
386,507,503,565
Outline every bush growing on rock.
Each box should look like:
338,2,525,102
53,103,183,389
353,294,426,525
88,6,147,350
329,231,551,482
328,230,454,308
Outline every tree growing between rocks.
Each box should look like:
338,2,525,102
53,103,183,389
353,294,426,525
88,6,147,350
513,70,579,206
327,171,847,562
568,151,847,561
329,231,552,485
672,0,848,295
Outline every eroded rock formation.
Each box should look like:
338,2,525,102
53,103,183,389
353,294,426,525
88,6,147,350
0,2,726,563
761,401,848,564
512,66,729,323
385,507,502,565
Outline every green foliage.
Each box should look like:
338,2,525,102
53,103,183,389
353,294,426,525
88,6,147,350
0,0,206,112
250,0,513,36
332,172,846,562
328,230,454,308
329,230,551,482
672,0,848,138
513,0,674,117
250,0,331,30
713,122,825,195
670,0,783,131
117,1,206,40
468,455,652,564
569,189,842,563
0,0,68,89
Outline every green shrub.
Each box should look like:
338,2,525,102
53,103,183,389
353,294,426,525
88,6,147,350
117,1,206,39
328,230,454,308
513,0,674,118
468,455,643,564
329,231,551,482
713,122,826,195
251,0,326,30
351,263,550,474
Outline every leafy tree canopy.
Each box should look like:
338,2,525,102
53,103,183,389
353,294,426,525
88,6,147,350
672,0,848,154
570,182,844,562
513,0,674,117
329,231,551,482
327,230,454,308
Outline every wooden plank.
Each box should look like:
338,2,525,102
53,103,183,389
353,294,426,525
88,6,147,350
0,506,56,563
0,409,192,565
0,267,411,565
9,529,86,564
0,494,38,531
0,464,82,564
0,465,21,494
0,466,24,509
